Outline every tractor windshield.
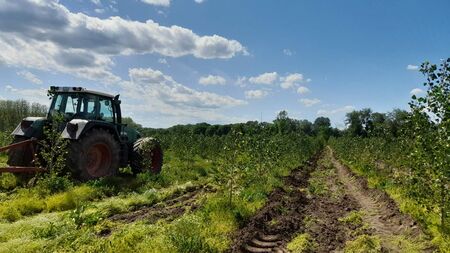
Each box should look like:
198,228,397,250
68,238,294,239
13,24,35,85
49,93,113,121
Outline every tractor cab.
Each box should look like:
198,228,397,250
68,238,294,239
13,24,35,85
48,86,121,125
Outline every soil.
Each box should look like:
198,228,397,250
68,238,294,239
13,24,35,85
230,148,432,253
328,147,433,252
109,185,213,224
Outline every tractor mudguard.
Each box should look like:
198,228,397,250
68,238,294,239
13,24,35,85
11,117,46,139
62,120,121,141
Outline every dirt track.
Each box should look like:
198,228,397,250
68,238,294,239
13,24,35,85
231,149,431,253
109,185,212,224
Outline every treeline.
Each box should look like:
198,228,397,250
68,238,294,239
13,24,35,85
142,111,339,143
343,108,409,138
0,99,48,131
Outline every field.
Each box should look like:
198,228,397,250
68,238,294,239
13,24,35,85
0,124,448,252
0,60,449,252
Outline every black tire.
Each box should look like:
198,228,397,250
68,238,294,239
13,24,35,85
131,137,163,174
7,136,34,167
68,129,120,181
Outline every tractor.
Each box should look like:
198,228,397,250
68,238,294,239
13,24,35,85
0,86,163,180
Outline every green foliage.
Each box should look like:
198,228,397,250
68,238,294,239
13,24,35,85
339,211,364,226
35,113,69,178
168,216,216,253
0,173,17,190
46,185,99,212
287,233,315,252
0,99,47,132
0,131,12,148
0,194,45,222
68,204,102,229
344,235,382,253
286,233,315,252
409,58,450,231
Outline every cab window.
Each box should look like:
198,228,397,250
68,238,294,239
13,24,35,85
99,98,114,122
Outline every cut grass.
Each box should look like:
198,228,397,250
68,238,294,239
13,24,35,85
287,233,316,253
344,234,382,253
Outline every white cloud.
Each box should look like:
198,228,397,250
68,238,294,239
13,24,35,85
141,0,171,7
299,98,320,107
121,68,245,116
249,72,278,85
0,0,247,84
244,89,268,99
280,73,304,89
198,75,226,85
118,68,247,127
17,70,43,85
235,76,247,87
297,86,310,95
194,0,205,3
283,49,294,56
317,105,355,116
410,88,424,96
91,0,101,6
94,8,105,14
4,85,50,105
158,58,168,65
407,64,419,71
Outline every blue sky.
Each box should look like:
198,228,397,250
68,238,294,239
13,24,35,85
0,0,449,128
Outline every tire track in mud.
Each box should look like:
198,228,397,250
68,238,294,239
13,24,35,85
229,154,317,253
109,185,213,224
231,149,432,253
327,147,432,252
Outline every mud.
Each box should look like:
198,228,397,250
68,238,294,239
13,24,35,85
231,148,431,253
229,154,317,253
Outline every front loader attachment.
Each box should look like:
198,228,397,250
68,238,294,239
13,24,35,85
0,138,46,174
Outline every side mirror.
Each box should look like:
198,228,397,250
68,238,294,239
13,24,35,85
113,94,121,105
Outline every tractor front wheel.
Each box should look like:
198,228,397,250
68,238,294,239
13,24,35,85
69,129,120,181
131,137,163,174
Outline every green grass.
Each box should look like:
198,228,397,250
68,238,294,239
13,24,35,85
287,233,316,252
0,136,319,252
344,235,382,253
339,210,364,227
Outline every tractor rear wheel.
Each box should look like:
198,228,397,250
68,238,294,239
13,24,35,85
68,129,120,181
131,137,163,174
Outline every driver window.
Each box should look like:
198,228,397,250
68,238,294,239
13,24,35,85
65,95,78,114
99,98,114,122
80,95,97,119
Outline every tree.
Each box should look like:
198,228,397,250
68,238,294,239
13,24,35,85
313,117,332,140
409,58,450,230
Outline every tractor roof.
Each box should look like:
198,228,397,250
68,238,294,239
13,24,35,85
49,86,115,98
